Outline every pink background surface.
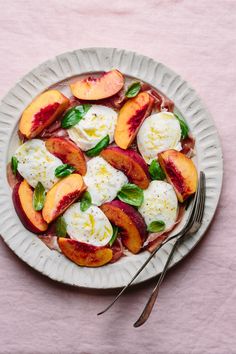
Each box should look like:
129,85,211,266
0,1,235,353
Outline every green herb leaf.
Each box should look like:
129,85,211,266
80,191,92,212
149,160,165,180
125,82,141,98
61,104,91,129
56,216,67,237
117,183,144,207
33,182,46,211
147,220,166,233
86,135,110,157
55,164,76,178
174,113,189,139
11,156,18,176
109,225,119,247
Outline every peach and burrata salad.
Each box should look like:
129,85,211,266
7,69,198,267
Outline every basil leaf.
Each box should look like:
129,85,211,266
125,82,141,98
86,135,110,157
55,164,75,178
147,220,166,233
174,113,189,139
11,156,18,176
56,216,67,237
33,182,46,211
117,183,144,207
61,104,91,129
109,225,119,247
80,191,92,212
149,160,165,180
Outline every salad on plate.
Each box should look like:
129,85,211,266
7,69,197,267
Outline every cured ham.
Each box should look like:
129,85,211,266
110,237,124,263
141,83,174,112
150,89,174,112
6,162,23,189
181,135,195,158
38,235,61,252
39,119,69,139
145,204,185,252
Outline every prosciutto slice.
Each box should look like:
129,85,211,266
38,119,69,139
150,89,174,112
145,204,185,253
38,235,61,252
6,162,23,189
181,135,195,158
38,220,61,252
110,237,124,263
141,83,174,112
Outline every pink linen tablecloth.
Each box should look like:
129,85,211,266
0,1,235,353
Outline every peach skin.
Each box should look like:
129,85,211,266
12,180,48,233
158,149,198,202
70,70,124,100
42,174,86,223
45,137,87,175
58,238,113,267
114,92,154,149
101,146,150,189
100,200,147,254
19,90,69,139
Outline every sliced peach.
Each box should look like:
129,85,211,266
101,146,150,189
158,149,198,202
42,174,86,223
19,90,69,139
12,180,48,233
100,200,147,254
70,70,124,100
58,238,113,267
45,137,87,175
114,92,154,149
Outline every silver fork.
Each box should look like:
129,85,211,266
133,171,206,327
97,171,205,317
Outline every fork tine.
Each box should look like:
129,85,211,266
195,172,206,223
187,172,203,221
192,172,204,219
197,173,206,223
133,172,206,327
98,186,199,316
165,174,202,245
97,172,205,317
186,172,202,225
184,172,205,236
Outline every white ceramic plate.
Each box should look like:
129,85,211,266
0,48,223,289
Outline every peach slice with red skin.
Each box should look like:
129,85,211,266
58,238,113,267
12,180,48,233
45,137,87,175
19,90,69,139
70,70,124,100
114,92,154,149
100,200,147,254
158,149,198,202
101,146,150,189
42,174,86,223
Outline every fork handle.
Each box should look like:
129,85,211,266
133,238,179,327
